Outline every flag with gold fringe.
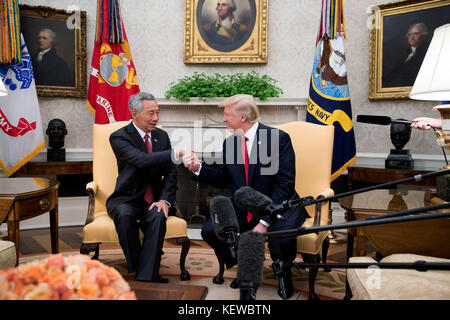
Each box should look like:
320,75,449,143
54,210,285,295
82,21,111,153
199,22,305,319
306,0,356,181
0,0,21,64
0,34,45,176
87,0,140,124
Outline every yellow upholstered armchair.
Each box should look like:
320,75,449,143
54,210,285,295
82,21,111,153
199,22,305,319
80,121,191,280
276,121,334,300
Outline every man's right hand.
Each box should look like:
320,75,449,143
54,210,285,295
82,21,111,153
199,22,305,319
182,150,201,173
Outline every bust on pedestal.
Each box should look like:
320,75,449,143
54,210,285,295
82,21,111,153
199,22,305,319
46,119,67,162
385,119,414,170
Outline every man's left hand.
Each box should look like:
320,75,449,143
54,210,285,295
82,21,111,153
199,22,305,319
252,222,268,234
149,200,169,218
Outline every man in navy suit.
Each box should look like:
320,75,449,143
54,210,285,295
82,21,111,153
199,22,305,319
183,94,307,299
106,92,177,283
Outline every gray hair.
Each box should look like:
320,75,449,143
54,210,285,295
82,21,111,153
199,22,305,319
407,23,429,37
39,28,56,46
227,0,237,11
128,92,156,112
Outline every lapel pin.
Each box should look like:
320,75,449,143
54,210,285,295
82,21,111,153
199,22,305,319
258,141,261,145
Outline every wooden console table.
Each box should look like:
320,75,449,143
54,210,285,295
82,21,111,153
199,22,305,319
347,167,436,190
0,178,60,265
13,161,92,176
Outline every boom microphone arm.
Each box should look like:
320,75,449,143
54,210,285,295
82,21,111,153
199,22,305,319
263,202,450,238
265,168,450,217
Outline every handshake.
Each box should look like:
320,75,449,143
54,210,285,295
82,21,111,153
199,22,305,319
174,148,201,173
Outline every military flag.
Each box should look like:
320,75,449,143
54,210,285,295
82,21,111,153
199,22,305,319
0,35,45,176
87,0,139,124
306,0,356,181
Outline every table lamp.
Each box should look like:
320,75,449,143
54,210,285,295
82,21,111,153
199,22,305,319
0,78,8,96
410,23,450,199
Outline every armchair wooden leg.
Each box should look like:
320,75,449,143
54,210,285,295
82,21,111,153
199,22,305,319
301,253,321,300
213,254,225,284
175,236,191,281
80,242,100,260
322,236,331,272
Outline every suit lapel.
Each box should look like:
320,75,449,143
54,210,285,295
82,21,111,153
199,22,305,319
126,122,146,152
151,129,162,152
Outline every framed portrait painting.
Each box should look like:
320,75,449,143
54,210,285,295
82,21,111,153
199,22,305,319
19,5,87,98
369,0,450,100
184,0,268,63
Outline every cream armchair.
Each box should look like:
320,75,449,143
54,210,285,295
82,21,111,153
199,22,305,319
80,121,190,280
276,121,334,300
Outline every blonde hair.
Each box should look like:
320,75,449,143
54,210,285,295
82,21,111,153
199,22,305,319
219,94,260,123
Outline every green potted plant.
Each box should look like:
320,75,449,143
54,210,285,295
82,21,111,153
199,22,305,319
164,71,283,102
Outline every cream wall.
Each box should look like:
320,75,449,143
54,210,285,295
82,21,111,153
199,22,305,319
18,0,442,161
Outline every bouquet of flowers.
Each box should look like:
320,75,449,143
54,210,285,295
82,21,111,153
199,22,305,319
0,254,136,300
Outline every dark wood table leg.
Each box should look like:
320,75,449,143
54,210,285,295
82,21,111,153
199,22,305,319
49,206,59,254
7,208,19,266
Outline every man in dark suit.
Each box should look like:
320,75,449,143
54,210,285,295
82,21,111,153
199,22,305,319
383,23,430,88
106,92,177,283
32,28,73,86
183,94,307,299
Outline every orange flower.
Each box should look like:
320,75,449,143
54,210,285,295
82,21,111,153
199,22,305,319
78,280,100,300
46,255,65,269
48,274,69,296
61,289,80,300
19,263,42,284
24,283,57,300
100,286,118,300
87,268,109,287
102,265,120,281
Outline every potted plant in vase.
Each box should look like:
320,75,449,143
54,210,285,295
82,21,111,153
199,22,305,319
164,70,283,102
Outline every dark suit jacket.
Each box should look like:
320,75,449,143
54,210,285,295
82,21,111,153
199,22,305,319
382,41,430,88
106,122,177,216
32,48,74,86
198,123,305,226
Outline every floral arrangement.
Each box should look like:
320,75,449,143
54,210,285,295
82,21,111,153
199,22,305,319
0,254,136,300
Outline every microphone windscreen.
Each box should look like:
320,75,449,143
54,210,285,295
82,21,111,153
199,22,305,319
357,115,392,125
210,196,239,241
237,231,265,285
234,186,273,219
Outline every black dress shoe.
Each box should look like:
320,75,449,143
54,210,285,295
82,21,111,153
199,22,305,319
229,278,239,289
272,260,294,300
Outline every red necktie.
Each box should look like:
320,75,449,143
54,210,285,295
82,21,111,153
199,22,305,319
241,136,253,223
144,134,154,204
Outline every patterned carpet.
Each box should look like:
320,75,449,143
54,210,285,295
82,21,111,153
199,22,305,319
19,240,347,300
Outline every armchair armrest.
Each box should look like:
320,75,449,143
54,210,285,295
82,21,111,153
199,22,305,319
85,181,98,225
313,187,334,227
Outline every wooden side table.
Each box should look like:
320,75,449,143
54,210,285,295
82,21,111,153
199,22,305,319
13,161,92,176
0,178,60,265
339,187,433,258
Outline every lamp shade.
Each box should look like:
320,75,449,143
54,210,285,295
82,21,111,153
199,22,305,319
0,78,8,96
410,24,450,101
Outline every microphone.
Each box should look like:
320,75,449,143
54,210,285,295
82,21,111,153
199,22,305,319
237,231,265,300
357,115,414,126
210,196,240,260
234,186,289,221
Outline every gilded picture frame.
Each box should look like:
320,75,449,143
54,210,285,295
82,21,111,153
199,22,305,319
369,0,450,100
184,0,268,64
19,5,87,98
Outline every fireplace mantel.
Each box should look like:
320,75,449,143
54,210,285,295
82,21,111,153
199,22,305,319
157,97,308,129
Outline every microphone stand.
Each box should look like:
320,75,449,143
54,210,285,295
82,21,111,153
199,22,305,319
265,168,450,218
293,261,450,271
263,202,450,238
